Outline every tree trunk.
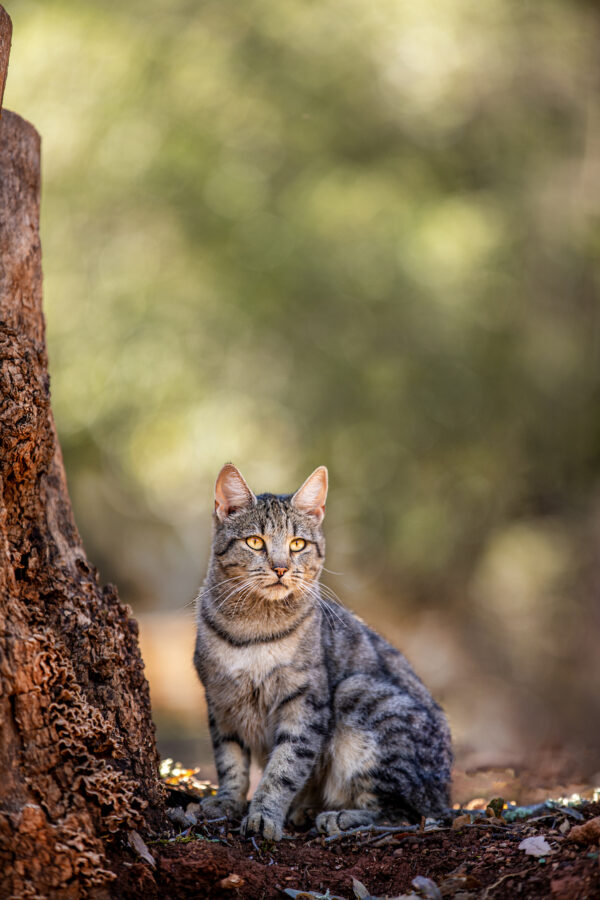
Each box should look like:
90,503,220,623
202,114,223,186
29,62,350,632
0,8,165,897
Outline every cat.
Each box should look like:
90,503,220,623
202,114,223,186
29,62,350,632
193,463,452,841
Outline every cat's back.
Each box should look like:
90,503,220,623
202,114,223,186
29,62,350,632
322,599,443,712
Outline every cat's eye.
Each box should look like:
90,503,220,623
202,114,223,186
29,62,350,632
246,536,265,550
290,538,306,552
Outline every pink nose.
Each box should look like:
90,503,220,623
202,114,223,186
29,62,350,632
273,567,288,578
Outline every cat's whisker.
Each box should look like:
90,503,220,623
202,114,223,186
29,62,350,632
214,578,259,611
296,578,346,629
199,574,249,594
319,584,346,608
210,577,258,610
195,574,251,605
297,581,332,623
229,581,254,611
226,575,264,610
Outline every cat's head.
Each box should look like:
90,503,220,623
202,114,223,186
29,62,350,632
209,463,327,603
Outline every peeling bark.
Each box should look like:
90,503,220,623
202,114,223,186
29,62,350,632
0,9,164,897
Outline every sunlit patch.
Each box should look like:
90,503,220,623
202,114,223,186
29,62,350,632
159,758,216,797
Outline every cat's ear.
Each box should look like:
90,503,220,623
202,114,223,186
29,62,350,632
292,466,328,524
214,463,256,521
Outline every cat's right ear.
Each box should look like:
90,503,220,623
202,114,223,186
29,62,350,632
214,463,256,521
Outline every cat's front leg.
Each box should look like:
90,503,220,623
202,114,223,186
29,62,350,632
241,689,328,841
201,709,251,821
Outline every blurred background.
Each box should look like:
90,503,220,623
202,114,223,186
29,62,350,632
5,0,600,794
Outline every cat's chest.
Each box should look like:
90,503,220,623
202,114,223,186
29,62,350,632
204,643,297,721
203,643,302,757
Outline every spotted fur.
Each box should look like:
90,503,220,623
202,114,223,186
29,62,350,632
194,464,452,840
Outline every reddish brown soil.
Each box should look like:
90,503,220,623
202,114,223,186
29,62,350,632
109,802,600,900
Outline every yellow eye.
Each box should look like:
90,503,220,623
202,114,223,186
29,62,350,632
246,536,265,550
290,538,306,552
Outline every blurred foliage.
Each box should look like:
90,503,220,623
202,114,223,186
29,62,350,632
4,0,600,640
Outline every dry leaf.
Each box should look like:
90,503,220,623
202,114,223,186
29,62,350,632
412,876,442,899
439,872,481,897
518,835,553,857
452,814,471,830
128,830,156,868
352,879,370,899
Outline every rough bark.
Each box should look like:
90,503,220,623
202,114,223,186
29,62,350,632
0,9,164,898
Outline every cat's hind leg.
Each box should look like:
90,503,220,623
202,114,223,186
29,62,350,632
326,673,451,823
315,806,379,835
316,724,383,834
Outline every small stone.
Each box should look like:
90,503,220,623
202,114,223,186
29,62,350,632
218,873,245,889
567,816,600,846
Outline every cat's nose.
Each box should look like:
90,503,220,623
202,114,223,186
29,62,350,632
273,566,288,578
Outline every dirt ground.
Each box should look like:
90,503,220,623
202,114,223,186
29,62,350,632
109,773,600,900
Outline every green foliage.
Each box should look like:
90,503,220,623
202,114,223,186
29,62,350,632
5,0,599,610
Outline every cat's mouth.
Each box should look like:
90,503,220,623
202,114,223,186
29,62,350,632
265,580,290,592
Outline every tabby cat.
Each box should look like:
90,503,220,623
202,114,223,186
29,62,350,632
193,463,452,840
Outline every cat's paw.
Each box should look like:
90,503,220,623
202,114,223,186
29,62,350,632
200,795,246,822
241,805,284,841
315,809,377,835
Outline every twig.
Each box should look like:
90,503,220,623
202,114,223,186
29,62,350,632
468,821,509,833
323,823,376,843
324,823,420,844
363,827,447,846
482,869,528,899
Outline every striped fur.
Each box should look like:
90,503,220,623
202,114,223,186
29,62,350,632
194,465,452,840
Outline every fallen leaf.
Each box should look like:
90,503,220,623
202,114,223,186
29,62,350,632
185,802,200,823
452,814,471,830
284,891,346,900
352,879,370,899
567,816,600,845
167,806,195,828
128,830,156,868
438,872,481,897
412,876,442,899
518,835,553,857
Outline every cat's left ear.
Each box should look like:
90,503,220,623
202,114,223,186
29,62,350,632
292,466,328,524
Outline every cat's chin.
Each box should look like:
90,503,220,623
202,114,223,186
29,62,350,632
261,581,293,600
